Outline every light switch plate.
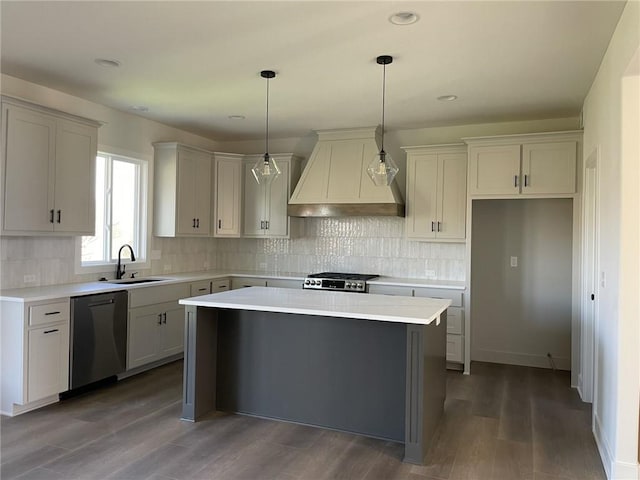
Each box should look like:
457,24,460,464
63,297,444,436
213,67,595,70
510,256,518,267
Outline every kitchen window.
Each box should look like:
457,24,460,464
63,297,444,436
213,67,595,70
76,150,149,272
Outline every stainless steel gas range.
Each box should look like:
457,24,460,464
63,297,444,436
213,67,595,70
303,272,379,293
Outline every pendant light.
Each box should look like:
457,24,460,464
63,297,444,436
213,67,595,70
251,70,281,185
367,55,399,186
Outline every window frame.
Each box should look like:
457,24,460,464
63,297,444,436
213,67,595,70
75,146,151,275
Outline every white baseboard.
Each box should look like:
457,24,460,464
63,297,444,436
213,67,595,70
612,461,639,479
1,394,59,417
471,349,571,370
594,412,614,479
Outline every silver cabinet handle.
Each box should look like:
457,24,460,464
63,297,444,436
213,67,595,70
43,329,59,334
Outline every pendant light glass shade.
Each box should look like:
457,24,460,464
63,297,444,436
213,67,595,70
251,152,281,185
252,70,281,185
368,55,398,186
367,149,399,186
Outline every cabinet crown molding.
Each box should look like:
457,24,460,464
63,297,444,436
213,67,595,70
462,130,583,146
1,95,102,127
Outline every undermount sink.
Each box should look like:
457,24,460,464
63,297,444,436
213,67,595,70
107,278,168,285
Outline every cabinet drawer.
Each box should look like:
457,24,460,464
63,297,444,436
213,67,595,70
447,307,464,335
413,288,463,307
265,278,302,289
29,300,69,327
211,279,230,292
446,334,464,363
368,284,413,296
190,280,211,296
129,283,190,308
231,277,267,289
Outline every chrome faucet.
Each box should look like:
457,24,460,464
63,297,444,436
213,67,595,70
116,244,136,279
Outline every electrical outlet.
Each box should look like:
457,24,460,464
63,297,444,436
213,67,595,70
601,271,606,288
510,256,518,267
259,262,267,269
23,274,36,283
203,261,210,269
425,270,437,279
163,264,172,272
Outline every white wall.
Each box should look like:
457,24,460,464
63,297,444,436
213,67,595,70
471,199,574,370
581,1,640,477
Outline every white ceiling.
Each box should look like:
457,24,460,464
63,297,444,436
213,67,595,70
0,1,626,141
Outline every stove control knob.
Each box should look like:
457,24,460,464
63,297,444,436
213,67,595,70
305,280,310,285
356,283,363,289
345,282,351,288
315,280,321,285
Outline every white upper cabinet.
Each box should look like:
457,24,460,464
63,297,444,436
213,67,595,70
1,97,98,236
213,153,243,238
465,132,581,197
404,144,467,242
153,143,212,237
242,154,301,238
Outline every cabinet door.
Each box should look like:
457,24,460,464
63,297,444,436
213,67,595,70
468,145,521,195
436,153,467,240
521,142,576,195
176,150,198,235
128,305,162,369
243,162,265,236
265,160,290,237
231,277,267,289
54,120,97,234
27,323,69,402
158,303,185,358
406,154,438,239
194,152,211,234
214,158,242,237
3,105,55,232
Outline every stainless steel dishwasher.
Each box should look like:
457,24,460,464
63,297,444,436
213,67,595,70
70,290,128,390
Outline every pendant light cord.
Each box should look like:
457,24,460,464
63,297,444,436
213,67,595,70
381,61,386,154
265,76,270,158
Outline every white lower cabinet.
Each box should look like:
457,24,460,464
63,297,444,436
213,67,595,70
127,283,189,370
1,298,70,416
368,284,465,367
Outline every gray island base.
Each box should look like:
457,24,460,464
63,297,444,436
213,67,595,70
179,287,449,465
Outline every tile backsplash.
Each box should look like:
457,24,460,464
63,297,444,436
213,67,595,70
0,217,465,290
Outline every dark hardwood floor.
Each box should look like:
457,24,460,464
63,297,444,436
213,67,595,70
1,361,605,480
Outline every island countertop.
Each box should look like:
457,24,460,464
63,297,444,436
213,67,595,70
179,286,451,325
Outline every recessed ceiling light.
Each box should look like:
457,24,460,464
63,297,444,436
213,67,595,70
389,12,419,25
437,95,458,102
130,105,148,112
228,115,246,120
95,58,121,68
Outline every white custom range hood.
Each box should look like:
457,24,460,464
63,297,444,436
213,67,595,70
287,127,405,217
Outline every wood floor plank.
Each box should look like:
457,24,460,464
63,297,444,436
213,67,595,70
0,445,68,480
447,415,500,480
491,439,534,480
498,365,533,443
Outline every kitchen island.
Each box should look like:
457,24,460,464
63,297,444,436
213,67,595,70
179,287,450,465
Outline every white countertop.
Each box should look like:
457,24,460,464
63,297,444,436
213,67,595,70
179,286,451,326
0,270,464,303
